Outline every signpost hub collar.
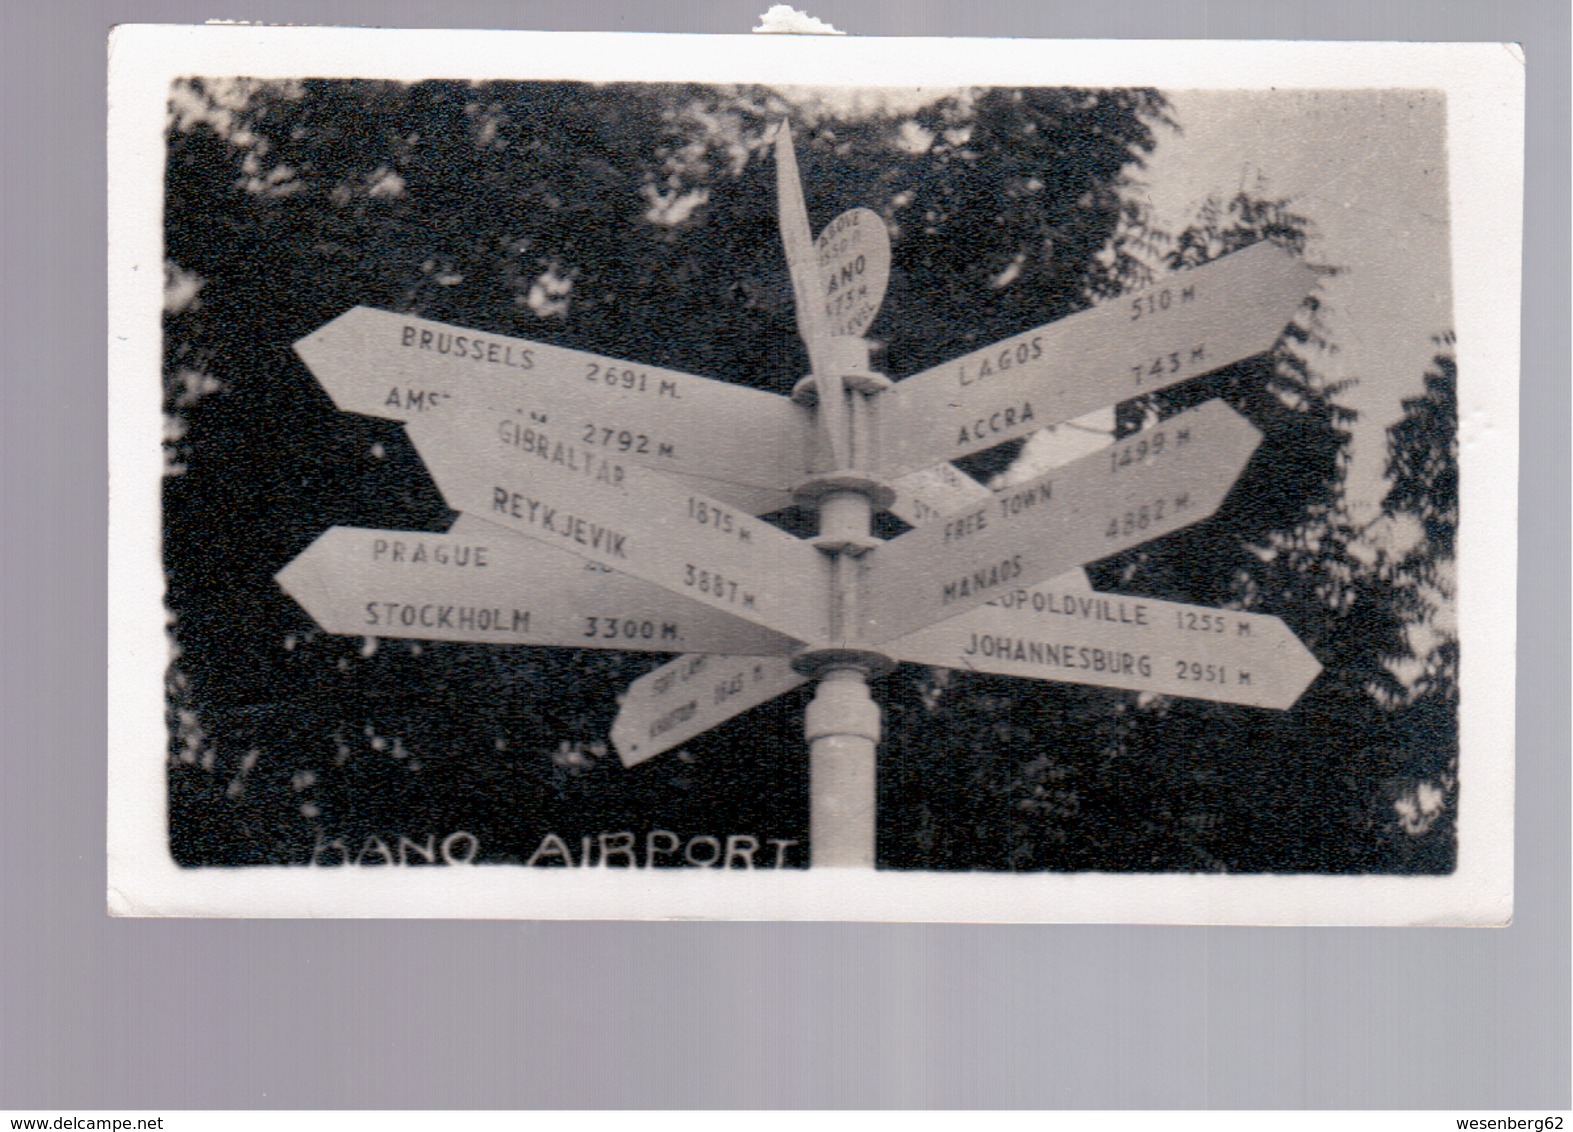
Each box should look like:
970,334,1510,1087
791,646,897,682
790,334,890,404
792,471,896,512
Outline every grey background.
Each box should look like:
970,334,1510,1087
4,0,1565,1111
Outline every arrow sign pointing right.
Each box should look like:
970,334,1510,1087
862,400,1263,644
885,576,1321,710
405,399,830,643
878,241,1315,478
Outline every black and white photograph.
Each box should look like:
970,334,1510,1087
107,28,1520,922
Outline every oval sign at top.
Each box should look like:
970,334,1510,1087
814,207,891,339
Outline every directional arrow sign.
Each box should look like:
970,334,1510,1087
861,400,1263,644
816,207,890,339
275,516,802,656
294,306,815,490
884,462,991,527
774,122,848,469
611,652,807,767
878,241,1315,478
405,400,830,642
885,576,1321,710
774,124,830,358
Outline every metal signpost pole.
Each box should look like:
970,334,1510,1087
802,664,881,867
776,123,901,869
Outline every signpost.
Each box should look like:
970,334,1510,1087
281,119,1322,870
276,516,802,657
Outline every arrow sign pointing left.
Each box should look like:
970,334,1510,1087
294,306,816,491
861,400,1263,644
275,517,802,656
405,399,830,642
611,652,808,767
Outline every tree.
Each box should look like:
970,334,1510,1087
880,194,1460,876
1366,337,1459,872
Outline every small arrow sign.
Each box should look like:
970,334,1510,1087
611,653,808,767
861,400,1263,644
884,407,1116,527
878,241,1315,478
275,516,802,656
885,575,1321,710
815,207,890,339
405,400,830,642
294,306,815,491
